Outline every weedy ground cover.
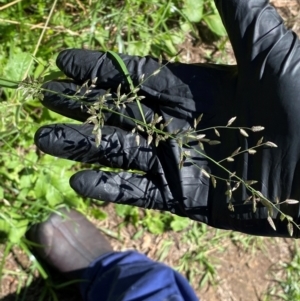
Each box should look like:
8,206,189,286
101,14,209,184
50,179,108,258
264,242,300,301
0,0,299,300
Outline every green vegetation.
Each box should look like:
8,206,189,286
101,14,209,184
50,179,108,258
262,242,300,301
0,1,299,300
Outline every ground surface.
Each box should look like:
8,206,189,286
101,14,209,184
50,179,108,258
1,0,300,300
0,206,296,301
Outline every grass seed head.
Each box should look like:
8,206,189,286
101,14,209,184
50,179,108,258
265,141,278,148
251,126,265,132
267,216,276,231
248,149,257,154
284,199,299,204
137,125,145,132
139,73,145,83
152,69,161,76
228,201,234,212
91,77,98,84
214,128,220,137
135,134,140,146
239,128,249,137
245,180,258,185
288,222,294,236
208,140,221,145
147,135,153,146
252,199,257,212
232,182,240,191
201,169,210,178
226,116,237,127
195,113,203,128
231,147,241,157
211,176,217,188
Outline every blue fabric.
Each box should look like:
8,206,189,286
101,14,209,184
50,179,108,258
80,250,199,301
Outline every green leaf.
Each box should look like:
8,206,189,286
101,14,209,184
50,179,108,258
170,216,190,232
45,184,63,207
33,63,45,79
0,78,18,89
180,21,193,33
203,14,227,36
9,219,28,244
114,204,139,225
170,32,185,45
164,39,178,56
89,208,107,220
24,151,39,163
43,70,65,82
39,155,76,169
0,220,10,241
17,188,32,201
144,216,165,234
19,174,33,189
115,204,129,218
182,0,203,23
4,52,32,81
34,175,48,198
132,229,144,240
127,41,151,56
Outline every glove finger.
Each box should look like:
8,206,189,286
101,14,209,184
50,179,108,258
42,80,154,128
34,123,159,173
70,170,184,215
56,49,162,91
70,170,164,210
55,49,194,102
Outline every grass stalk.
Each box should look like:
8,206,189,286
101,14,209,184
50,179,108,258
0,0,23,11
22,0,58,80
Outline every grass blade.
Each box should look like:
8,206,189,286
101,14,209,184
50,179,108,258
0,78,19,89
106,50,146,125
107,51,134,91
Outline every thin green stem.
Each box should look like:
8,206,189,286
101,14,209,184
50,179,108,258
22,0,58,80
194,125,258,133
20,240,48,279
135,97,147,124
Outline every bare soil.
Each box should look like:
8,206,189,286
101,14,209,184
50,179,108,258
1,1,300,300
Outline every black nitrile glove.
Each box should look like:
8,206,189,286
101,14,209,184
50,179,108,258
36,51,235,223
35,0,300,238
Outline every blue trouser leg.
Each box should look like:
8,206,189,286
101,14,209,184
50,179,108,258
80,250,199,301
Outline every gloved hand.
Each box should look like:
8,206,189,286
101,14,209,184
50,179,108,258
35,0,300,238
35,49,237,224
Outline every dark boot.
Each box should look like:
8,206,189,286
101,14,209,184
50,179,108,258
27,208,113,280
